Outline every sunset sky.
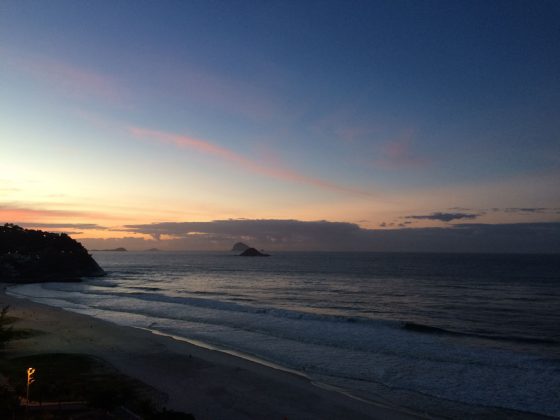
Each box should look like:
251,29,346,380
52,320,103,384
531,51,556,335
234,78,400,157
1,1,559,251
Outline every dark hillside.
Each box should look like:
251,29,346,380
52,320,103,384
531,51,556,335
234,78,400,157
0,224,105,282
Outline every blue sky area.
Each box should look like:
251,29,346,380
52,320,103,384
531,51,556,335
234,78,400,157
1,0,559,250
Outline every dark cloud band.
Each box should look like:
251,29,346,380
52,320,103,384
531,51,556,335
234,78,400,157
405,212,480,222
110,219,560,253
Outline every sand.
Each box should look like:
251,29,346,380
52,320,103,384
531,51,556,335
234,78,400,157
0,286,419,419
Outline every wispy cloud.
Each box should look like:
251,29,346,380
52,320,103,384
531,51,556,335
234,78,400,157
143,56,299,121
405,212,480,222
0,47,121,102
335,126,379,143
0,204,104,222
503,207,548,214
172,68,280,120
476,207,559,215
376,130,429,169
129,126,372,196
18,223,107,230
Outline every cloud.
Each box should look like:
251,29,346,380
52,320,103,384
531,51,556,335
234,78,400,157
18,223,107,230
334,125,380,144
405,212,480,222
375,130,429,169
0,47,121,102
123,219,362,243
129,126,371,196
504,208,548,214
84,219,560,253
0,204,107,222
81,237,154,251
483,207,559,215
160,62,287,121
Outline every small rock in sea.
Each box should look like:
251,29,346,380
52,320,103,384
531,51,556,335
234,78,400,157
239,247,270,257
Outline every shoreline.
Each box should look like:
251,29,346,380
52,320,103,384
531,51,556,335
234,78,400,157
141,327,312,380
1,284,419,419
139,328,401,412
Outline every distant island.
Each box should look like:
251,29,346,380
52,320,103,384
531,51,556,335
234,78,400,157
231,242,270,256
0,223,105,282
91,247,128,252
240,247,270,257
231,242,250,252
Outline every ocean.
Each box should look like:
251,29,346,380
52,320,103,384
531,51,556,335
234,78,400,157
8,251,560,417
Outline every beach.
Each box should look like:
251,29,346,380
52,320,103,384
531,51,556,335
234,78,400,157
0,286,418,419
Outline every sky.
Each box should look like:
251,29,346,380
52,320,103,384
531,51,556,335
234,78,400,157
1,0,559,252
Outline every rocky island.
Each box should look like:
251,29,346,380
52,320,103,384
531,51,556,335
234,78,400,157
0,224,105,283
240,247,270,257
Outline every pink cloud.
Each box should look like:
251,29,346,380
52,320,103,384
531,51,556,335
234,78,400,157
137,58,291,121
129,126,371,196
376,131,430,169
0,205,96,221
143,52,313,123
309,103,386,144
335,126,380,143
177,70,278,120
1,47,121,102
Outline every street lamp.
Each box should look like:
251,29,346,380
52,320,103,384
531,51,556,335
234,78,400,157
26,367,35,405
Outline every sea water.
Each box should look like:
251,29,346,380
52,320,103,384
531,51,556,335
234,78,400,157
8,251,560,416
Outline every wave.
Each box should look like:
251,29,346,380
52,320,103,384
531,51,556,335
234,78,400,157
79,288,560,347
88,289,401,327
13,282,557,348
401,322,559,345
128,286,163,292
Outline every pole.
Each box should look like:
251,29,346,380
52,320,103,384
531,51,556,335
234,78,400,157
26,367,35,407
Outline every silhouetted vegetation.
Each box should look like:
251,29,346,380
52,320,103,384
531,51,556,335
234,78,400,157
0,224,105,282
0,326,196,418
0,306,29,417
0,305,14,348
0,353,196,419
0,306,30,348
